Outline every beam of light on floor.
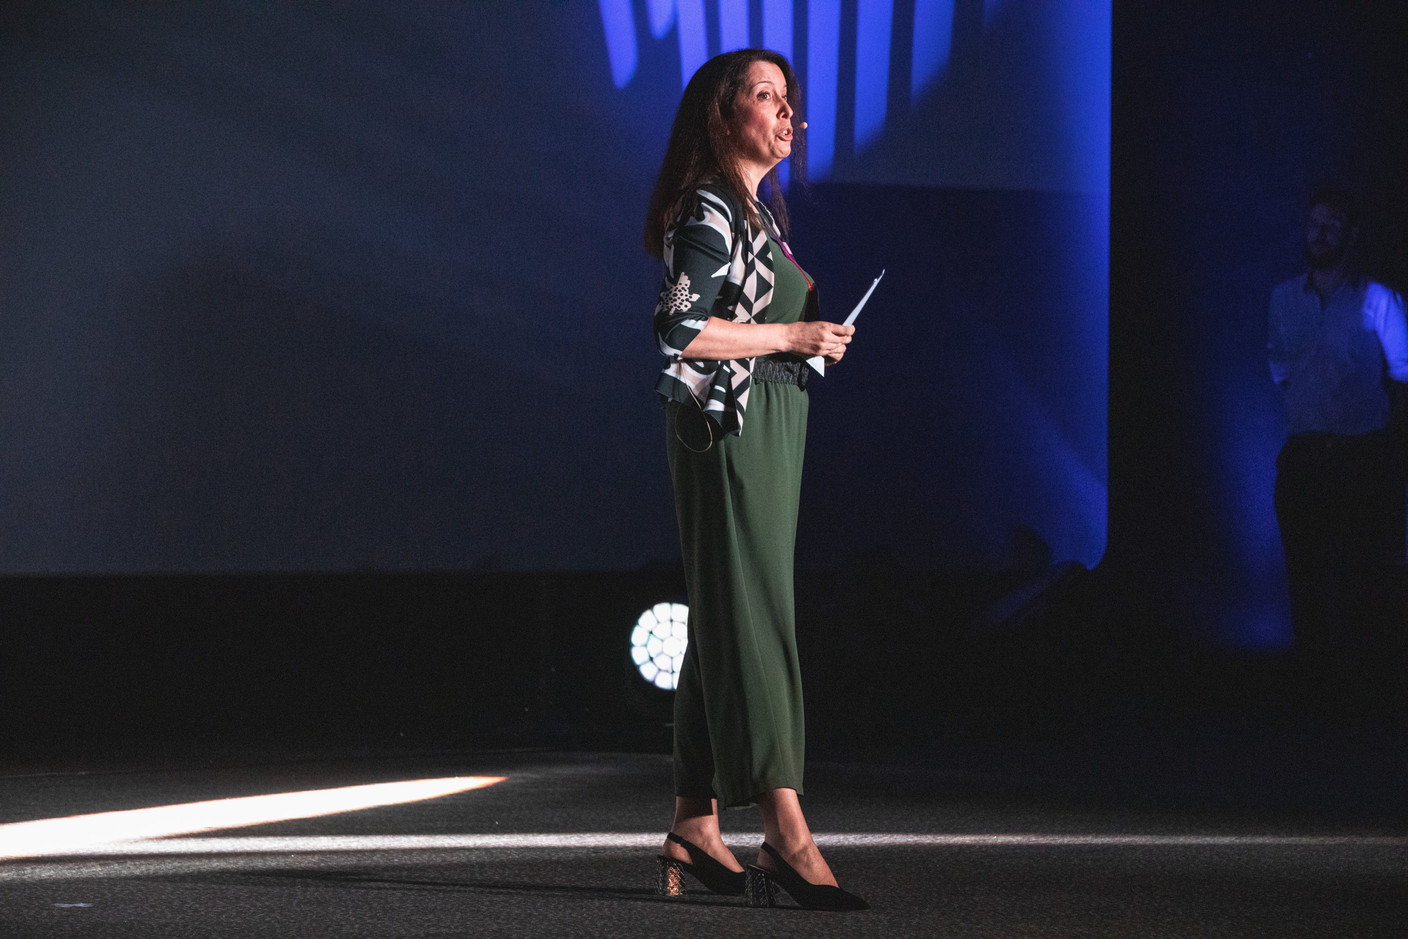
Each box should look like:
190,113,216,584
6,830,1401,861
0,777,506,860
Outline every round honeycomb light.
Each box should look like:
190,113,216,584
630,602,689,690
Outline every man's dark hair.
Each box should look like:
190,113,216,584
1307,183,1360,230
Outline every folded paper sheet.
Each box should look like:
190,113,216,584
807,269,885,375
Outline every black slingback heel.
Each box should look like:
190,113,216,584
744,841,869,911
656,832,747,897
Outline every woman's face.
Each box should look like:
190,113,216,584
729,60,795,181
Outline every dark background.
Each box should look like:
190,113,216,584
1,1,1405,782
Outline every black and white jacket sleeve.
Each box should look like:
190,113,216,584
652,184,780,437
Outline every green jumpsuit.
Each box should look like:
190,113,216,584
666,238,812,808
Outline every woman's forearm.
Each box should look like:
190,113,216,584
678,318,794,360
679,318,853,362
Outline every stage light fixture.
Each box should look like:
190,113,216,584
630,602,688,690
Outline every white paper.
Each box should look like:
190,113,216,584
807,269,885,375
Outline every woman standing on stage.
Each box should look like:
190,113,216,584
647,48,866,912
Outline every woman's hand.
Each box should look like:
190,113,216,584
785,320,853,363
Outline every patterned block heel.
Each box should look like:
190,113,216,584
657,857,686,897
744,866,777,907
745,842,869,911
654,832,747,897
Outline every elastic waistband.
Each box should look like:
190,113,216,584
753,355,809,389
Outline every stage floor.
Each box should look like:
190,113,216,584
1,740,1404,938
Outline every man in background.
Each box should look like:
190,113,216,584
1268,185,1408,703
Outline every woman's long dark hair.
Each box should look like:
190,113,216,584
644,48,805,258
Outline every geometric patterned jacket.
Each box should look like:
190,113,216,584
652,183,789,437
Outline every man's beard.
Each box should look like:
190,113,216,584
1305,240,1347,271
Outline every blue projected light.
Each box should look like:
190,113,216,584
807,0,841,177
648,0,675,36
676,1,709,81
599,0,638,86
720,0,749,51
638,0,709,86
763,0,792,54
853,0,892,152
911,0,954,102
597,0,957,181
